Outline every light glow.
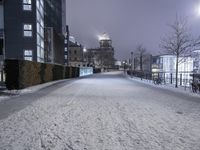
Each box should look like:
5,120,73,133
195,3,200,16
83,47,87,52
98,33,110,41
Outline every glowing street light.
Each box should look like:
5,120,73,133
195,3,200,16
83,47,87,52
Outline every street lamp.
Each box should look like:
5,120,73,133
131,52,133,78
83,47,87,53
83,47,87,66
196,4,200,16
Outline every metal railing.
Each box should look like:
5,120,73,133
127,70,199,89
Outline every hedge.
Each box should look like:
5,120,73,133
4,59,80,90
93,68,101,74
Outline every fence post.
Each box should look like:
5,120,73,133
163,73,166,84
180,74,182,86
170,73,173,84
192,73,194,82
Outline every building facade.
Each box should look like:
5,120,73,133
152,55,194,85
64,25,69,65
133,54,152,73
68,37,85,67
1,0,66,65
193,50,200,74
87,34,115,70
0,0,4,58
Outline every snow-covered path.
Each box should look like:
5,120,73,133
0,72,200,150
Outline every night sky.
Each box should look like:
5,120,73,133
66,0,200,60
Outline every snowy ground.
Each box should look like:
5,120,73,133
0,79,71,103
0,72,200,150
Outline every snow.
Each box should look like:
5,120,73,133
0,79,69,103
0,72,200,150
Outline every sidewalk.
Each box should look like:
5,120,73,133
0,73,95,103
126,74,200,99
0,79,70,103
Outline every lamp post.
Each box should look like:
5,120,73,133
196,4,200,16
83,47,87,66
131,52,133,78
123,61,125,73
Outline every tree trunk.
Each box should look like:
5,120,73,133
175,55,179,88
140,55,143,71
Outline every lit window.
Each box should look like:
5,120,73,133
23,24,32,37
24,50,33,61
23,0,32,11
24,24,32,30
65,47,68,52
65,55,68,59
23,0,31,4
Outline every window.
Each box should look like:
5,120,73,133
24,50,33,61
65,47,68,52
23,0,32,11
36,0,44,62
23,24,32,37
74,50,77,54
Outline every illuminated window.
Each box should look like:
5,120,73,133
24,49,33,61
23,0,32,11
36,0,44,62
23,24,32,37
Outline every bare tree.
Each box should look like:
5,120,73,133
161,16,194,88
134,44,147,72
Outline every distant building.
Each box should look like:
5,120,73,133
133,54,152,73
159,55,193,73
152,54,194,84
68,37,85,67
1,0,66,65
87,33,115,70
193,50,200,74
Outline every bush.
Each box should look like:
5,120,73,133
4,59,81,90
93,68,101,74
5,59,20,90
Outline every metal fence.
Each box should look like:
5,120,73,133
127,70,198,88
152,72,194,87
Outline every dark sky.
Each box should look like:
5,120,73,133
66,0,200,60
